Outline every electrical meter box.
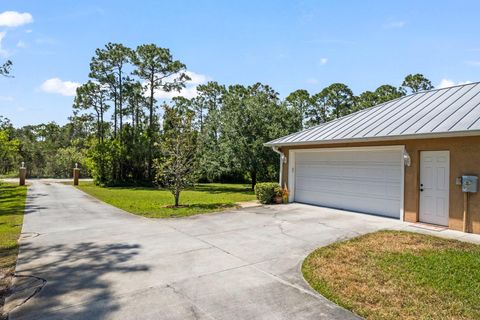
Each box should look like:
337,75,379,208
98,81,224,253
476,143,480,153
462,176,478,193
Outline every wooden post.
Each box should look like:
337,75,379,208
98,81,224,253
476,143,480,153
19,163,26,186
73,163,80,186
463,192,469,233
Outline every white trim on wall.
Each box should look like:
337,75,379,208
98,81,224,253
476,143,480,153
400,145,405,221
288,149,295,202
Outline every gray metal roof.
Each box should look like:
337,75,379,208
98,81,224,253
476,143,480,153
266,81,480,147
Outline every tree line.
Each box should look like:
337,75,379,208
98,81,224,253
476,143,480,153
0,48,434,191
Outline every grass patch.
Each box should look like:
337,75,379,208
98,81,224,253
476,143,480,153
0,182,27,313
76,182,256,218
302,231,480,320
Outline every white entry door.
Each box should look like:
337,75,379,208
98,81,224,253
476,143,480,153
419,151,450,226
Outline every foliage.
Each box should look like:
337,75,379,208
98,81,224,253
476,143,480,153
0,121,20,175
132,43,189,179
77,182,255,218
402,73,433,93
192,82,229,182
1,41,437,192
285,89,312,130
154,106,198,207
0,60,12,77
0,182,27,309
254,182,282,204
221,83,296,189
66,43,437,189
356,84,405,111
12,122,88,178
49,146,86,178
74,81,110,143
305,83,356,126
84,139,119,185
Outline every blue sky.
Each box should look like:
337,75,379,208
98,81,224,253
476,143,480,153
0,1,479,127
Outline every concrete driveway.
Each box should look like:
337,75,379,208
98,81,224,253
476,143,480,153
8,180,406,320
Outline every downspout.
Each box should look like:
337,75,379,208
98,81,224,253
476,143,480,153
272,147,285,186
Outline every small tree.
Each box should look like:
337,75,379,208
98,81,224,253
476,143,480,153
155,106,197,207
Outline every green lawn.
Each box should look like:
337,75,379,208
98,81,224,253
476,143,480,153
76,182,256,218
302,231,480,320
0,182,27,310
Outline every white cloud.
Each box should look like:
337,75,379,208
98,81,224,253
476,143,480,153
40,78,80,96
154,71,209,100
319,57,328,65
16,40,25,48
0,31,8,57
384,21,407,28
305,77,319,85
0,11,33,27
437,79,472,89
35,37,56,45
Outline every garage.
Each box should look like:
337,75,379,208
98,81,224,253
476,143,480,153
289,147,404,218
266,82,480,233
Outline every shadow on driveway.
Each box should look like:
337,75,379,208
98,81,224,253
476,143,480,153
7,241,149,320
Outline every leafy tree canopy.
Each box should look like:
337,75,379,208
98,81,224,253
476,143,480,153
402,73,433,93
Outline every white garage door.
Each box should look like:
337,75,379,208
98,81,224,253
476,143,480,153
292,147,403,218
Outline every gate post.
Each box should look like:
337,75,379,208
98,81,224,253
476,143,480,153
19,162,26,186
73,163,80,186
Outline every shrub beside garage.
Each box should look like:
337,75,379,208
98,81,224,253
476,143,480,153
255,182,285,204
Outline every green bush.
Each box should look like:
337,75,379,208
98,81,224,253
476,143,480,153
255,182,282,204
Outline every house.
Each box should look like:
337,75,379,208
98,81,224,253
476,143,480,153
266,82,480,234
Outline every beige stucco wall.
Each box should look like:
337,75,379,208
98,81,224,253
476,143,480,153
279,136,480,234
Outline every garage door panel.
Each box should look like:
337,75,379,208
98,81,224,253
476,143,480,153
294,149,402,218
296,165,399,182
294,189,401,216
296,178,400,199
296,168,401,186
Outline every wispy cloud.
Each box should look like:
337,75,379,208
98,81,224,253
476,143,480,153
154,71,210,100
305,78,319,85
0,11,33,27
319,58,328,66
35,37,57,45
0,31,9,57
16,40,26,48
466,60,480,67
0,95,14,101
306,38,356,46
437,79,472,89
40,78,80,96
384,20,407,29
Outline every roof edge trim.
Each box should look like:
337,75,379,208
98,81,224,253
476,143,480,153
264,130,480,147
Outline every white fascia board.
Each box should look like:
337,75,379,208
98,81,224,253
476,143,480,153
264,130,480,147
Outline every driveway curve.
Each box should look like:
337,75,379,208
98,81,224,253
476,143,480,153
8,180,404,320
